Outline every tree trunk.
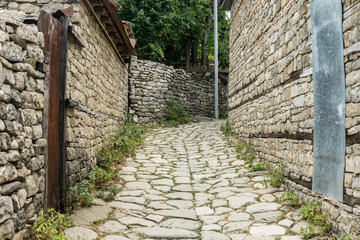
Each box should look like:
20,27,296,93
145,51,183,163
191,38,199,65
201,2,212,66
185,37,190,70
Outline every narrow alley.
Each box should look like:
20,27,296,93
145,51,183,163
66,120,306,240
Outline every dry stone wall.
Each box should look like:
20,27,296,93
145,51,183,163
1,0,81,24
0,1,129,238
129,59,228,123
0,11,46,240
229,0,360,237
65,1,128,198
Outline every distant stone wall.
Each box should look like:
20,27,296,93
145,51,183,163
64,0,128,200
229,0,360,237
129,59,228,123
0,11,46,240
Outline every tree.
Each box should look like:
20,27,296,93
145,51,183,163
117,0,229,69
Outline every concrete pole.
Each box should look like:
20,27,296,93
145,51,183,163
214,0,219,119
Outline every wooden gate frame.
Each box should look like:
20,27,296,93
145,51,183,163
38,9,70,211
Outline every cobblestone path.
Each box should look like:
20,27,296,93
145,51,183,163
66,120,308,240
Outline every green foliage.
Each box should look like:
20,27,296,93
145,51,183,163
299,200,332,238
32,208,74,240
300,224,317,239
71,121,145,206
220,121,234,137
280,190,300,206
250,162,268,172
117,0,230,68
102,185,121,202
70,180,94,207
158,100,193,127
235,143,257,164
269,161,286,187
97,121,145,170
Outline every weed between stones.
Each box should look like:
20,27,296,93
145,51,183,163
298,200,331,239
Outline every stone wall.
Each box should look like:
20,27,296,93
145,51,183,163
65,0,128,197
129,59,228,123
229,0,360,237
0,11,46,240
0,1,129,238
1,0,81,24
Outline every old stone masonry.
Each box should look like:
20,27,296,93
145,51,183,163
66,120,310,240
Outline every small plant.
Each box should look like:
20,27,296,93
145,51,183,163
32,208,74,240
281,190,300,206
102,185,121,202
220,121,234,136
300,224,317,239
70,180,94,207
70,120,145,206
158,100,193,127
269,161,285,187
219,113,228,119
286,229,296,235
298,200,331,238
250,162,268,171
235,143,257,164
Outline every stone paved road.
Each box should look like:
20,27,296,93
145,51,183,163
66,120,309,240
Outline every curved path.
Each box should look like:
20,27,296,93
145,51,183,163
66,120,308,240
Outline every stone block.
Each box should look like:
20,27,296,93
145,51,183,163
13,72,27,91
19,3,40,14
0,219,14,240
0,42,26,62
0,164,17,184
15,24,38,44
19,109,37,126
0,132,11,150
21,91,44,109
26,44,44,64
1,181,22,195
0,10,25,27
0,196,14,224
25,174,38,196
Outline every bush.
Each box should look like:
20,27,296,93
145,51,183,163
70,180,94,207
32,208,74,240
158,100,193,127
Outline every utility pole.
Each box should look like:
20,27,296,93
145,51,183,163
214,0,219,119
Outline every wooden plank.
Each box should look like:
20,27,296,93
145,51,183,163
38,10,62,210
59,15,69,211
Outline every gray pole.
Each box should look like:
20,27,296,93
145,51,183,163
214,0,219,119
